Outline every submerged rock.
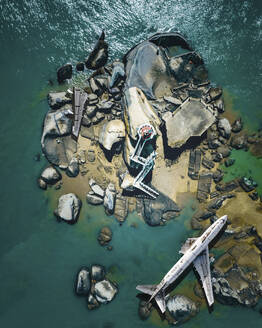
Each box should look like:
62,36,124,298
94,280,118,304
87,293,100,310
138,300,152,320
99,120,126,151
75,267,91,296
85,31,108,70
57,63,72,84
37,178,47,190
97,227,112,246
54,193,81,223
231,134,247,149
166,295,199,325
232,117,243,133
40,165,61,185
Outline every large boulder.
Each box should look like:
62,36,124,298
232,117,243,133
57,64,72,84
89,179,105,198
217,118,231,139
123,41,175,99
75,267,91,296
66,157,79,177
48,92,71,109
231,134,247,149
99,120,126,151
212,267,262,307
109,61,125,89
123,87,161,140
166,295,199,325
91,264,106,282
40,165,62,184
86,192,104,205
94,280,118,304
54,193,81,223
41,105,77,167
104,183,116,214
85,31,108,70
142,192,181,226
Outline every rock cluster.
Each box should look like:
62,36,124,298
75,264,118,310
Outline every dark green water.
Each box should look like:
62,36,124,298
0,1,262,327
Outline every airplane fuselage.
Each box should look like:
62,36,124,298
150,217,227,300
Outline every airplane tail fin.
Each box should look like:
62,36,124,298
136,284,167,313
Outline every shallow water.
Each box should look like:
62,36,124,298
0,0,262,327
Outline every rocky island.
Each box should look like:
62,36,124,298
38,31,262,324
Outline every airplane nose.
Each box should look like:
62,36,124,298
220,215,227,224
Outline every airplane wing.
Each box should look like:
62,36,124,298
193,247,214,307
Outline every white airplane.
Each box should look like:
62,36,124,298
136,215,227,313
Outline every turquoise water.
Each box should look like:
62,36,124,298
0,1,262,327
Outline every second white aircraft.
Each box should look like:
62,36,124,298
136,215,227,313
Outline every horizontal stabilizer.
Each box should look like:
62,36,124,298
136,284,157,295
155,291,167,313
179,237,197,254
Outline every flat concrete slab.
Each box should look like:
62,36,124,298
163,97,217,148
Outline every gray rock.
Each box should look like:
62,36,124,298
166,295,199,325
38,178,47,190
91,264,105,282
94,280,118,304
217,118,231,139
41,105,77,167
109,61,125,89
87,93,99,105
85,105,97,118
142,192,181,226
55,193,81,223
87,293,100,310
75,267,91,296
208,87,222,101
41,165,62,184
95,111,105,123
76,62,84,71
85,31,108,70
212,267,261,307
213,170,224,183
163,96,182,106
97,100,114,112
104,183,116,214
124,40,175,99
99,120,126,151
213,98,224,113
82,114,92,127
57,63,72,83
48,92,71,109
89,179,105,197
86,192,104,205
66,157,79,177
